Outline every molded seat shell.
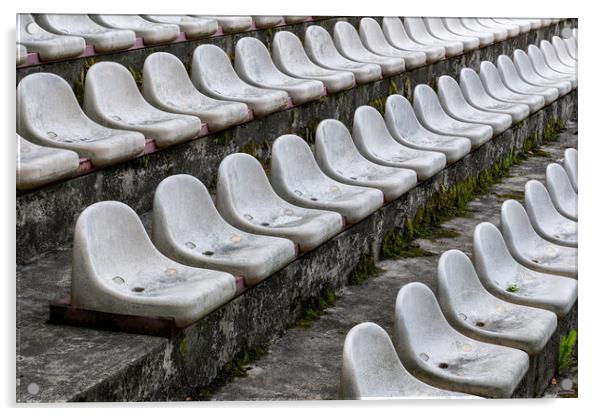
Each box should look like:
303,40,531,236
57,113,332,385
564,148,578,192
234,37,325,105
413,84,493,149
17,14,85,61
152,175,296,286
492,18,531,34
513,49,572,96
353,105,447,181
216,153,344,252
304,25,382,84
17,72,145,167
143,52,248,133
496,55,559,105
35,14,136,53
437,250,557,355
404,17,463,57
191,44,289,118
540,40,576,75
191,15,252,33
501,199,577,278
272,30,356,93
527,45,577,89
71,201,237,327
546,163,578,220
252,16,283,28
423,18,480,51
552,36,577,66
443,17,494,47
16,133,80,191
84,62,201,148
270,134,384,224
467,18,507,42
473,222,577,318
143,15,218,39
17,44,27,65
90,14,179,45
477,18,519,37
284,16,311,24
341,322,470,399
381,17,445,64
564,37,577,61
394,282,530,398
384,95,471,163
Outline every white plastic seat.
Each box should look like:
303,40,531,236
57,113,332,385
501,199,577,278
84,62,201,148
284,16,311,24
540,19,553,27
17,72,145,167
315,119,418,202
573,28,578,40
272,31,355,93
524,180,577,247
552,36,577,67
143,15,218,39
17,14,85,61
473,222,578,318
381,17,445,64
393,282,530,398
512,50,572,96
16,133,80,191
423,18,479,51
152,174,296,286
521,19,542,30
438,250,557,355
252,16,283,28
546,163,578,221
437,75,513,135
384,95,471,163
561,27,574,39
359,18,426,70
460,18,505,42
492,18,531,34
564,37,577,61
340,322,469,399
564,148,578,192
71,201,237,327
333,21,406,76
477,18,519,37
270,135,384,224
216,153,344,252
304,25,382,84
527,45,577,89
352,105,447,181
191,44,289,118
193,15,252,33
443,17,494,47
404,17,463,57
540,40,576,74
479,61,545,113
412,84,493,149
234,37,325,105
90,14,179,45
16,44,27,66
35,14,136,53
496,55,559,105
142,52,249,133
459,68,530,123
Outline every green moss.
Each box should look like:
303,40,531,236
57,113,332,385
558,329,577,374
496,191,524,201
294,284,338,328
506,283,519,293
127,65,143,89
216,129,234,146
179,337,189,356
73,58,97,105
349,253,382,285
542,117,565,142
402,75,411,96
368,97,386,115
388,80,398,96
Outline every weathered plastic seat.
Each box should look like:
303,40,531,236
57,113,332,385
492,18,531,34
404,17,463,57
16,133,80,191
284,16,311,24
191,44,289,118
496,55,559,105
332,21,406,76
477,18,519,37
437,75,513,135
315,119,417,202
460,18,505,42
17,72,145,167
142,52,249,133
71,201,237,327
381,17,445,64
551,36,577,66
522,19,543,30
459,68,530,123
561,27,574,39
152,175,296,286
384,95,471,163
353,105,447,181
443,17,494,47
393,282,530,398
35,14,135,53
423,18,479,51
16,44,27,66
340,322,470,399
546,163,578,221
216,153,343,252
142,15,218,39
479,61,546,113
438,249,557,355
271,134,384,224
513,49,572,96
252,16,283,28
234,37,325,105
90,15,179,45
540,18,553,27
524,180,577,247
272,31,355,93
527,45,577,89
564,37,577,61
412,84,493,149
17,14,85,61
304,25,382,84
473,222,577,317
573,28,578,40
540,40,576,74
84,62,201,148
359,18,426,70
501,199,577,278
564,148,578,192
192,15,252,33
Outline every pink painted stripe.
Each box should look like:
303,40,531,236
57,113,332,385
76,157,94,175
235,276,246,294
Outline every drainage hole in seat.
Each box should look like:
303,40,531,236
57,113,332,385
475,321,485,327
310,197,318,201
202,251,215,256
438,363,449,369
132,287,145,293
260,222,270,226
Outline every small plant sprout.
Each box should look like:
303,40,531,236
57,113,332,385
506,283,519,293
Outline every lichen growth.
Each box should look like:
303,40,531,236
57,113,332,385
349,253,382,285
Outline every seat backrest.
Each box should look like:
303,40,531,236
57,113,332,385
234,37,282,81
143,52,198,102
315,119,366,168
353,105,397,149
472,222,517,281
384,94,424,137
271,134,326,185
191,44,243,91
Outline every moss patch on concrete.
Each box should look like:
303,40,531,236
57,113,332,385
349,253,382,285
294,284,338,329
73,58,97,105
